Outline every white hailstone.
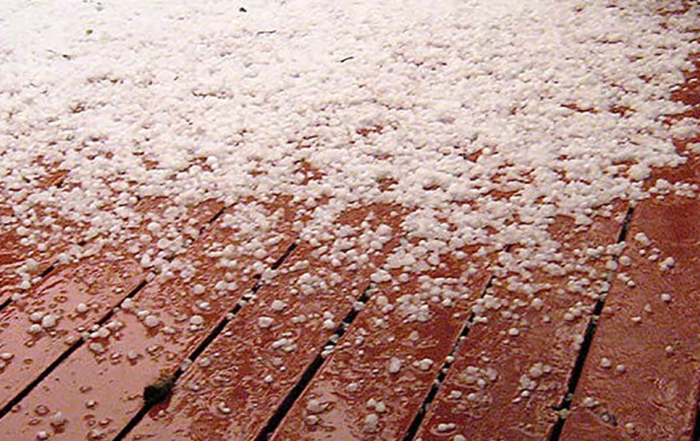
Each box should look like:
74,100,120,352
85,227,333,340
216,402,231,414
140,254,152,268
322,318,336,330
661,293,672,303
619,256,632,266
41,314,58,329
454,436,467,441
363,413,379,432
0,352,13,361
605,260,618,271
91,327,110,339
634,233,651,246
144,315,160,328
449,390,462,399
530,298,543,310
307,399,324,414
76,303,89,314
163,326,176,335
528,363,544,379
508,328,520,336
416,358,434,371
36,431,49,440
375,401,387,413
437,423,456,432
581,397,597,408
27,324,43,335
50,411,67,427
659,257,675,271
258,317,274,328
189,315,204,326
192,284,206,295
88,343,105,354
197,301,211,311
127,351,139,361
628,163,651,181
270,300,286,312
29,312,44,323
600,357,612,368
120,298,134,311
264,374,274,384
388,357,402,374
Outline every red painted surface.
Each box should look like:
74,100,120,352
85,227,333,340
0,31,696,441
412,207,626,441
0,251,145,409
270,248,492,441
0,210,78,307
0,198,254,441
561,188,700,440
558,53,700,441
0,198,221,411
125,204,405,441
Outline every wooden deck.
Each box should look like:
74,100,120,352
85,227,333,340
1,15,700,441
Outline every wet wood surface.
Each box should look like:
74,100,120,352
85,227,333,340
0,39,698,441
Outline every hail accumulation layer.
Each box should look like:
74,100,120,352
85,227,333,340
0,0,698,292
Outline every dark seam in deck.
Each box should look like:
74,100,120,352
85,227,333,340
402,273,496,441
691,386,700,441
0,279,148,420
0,265,56,314
38,264,55,278
0,204,222,422
0,298,12,313
548,205,635,441
112,239,299,441
254,282,376,441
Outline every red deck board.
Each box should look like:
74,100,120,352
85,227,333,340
0,169,79,304
0,251,145,409
0,199,295,440
0,197,221,410
124,204,405,441
270,248,492,441
0,208,79,306
412,206,627,441
560,181,700,440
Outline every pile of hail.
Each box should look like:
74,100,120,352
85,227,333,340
1,0,698,305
